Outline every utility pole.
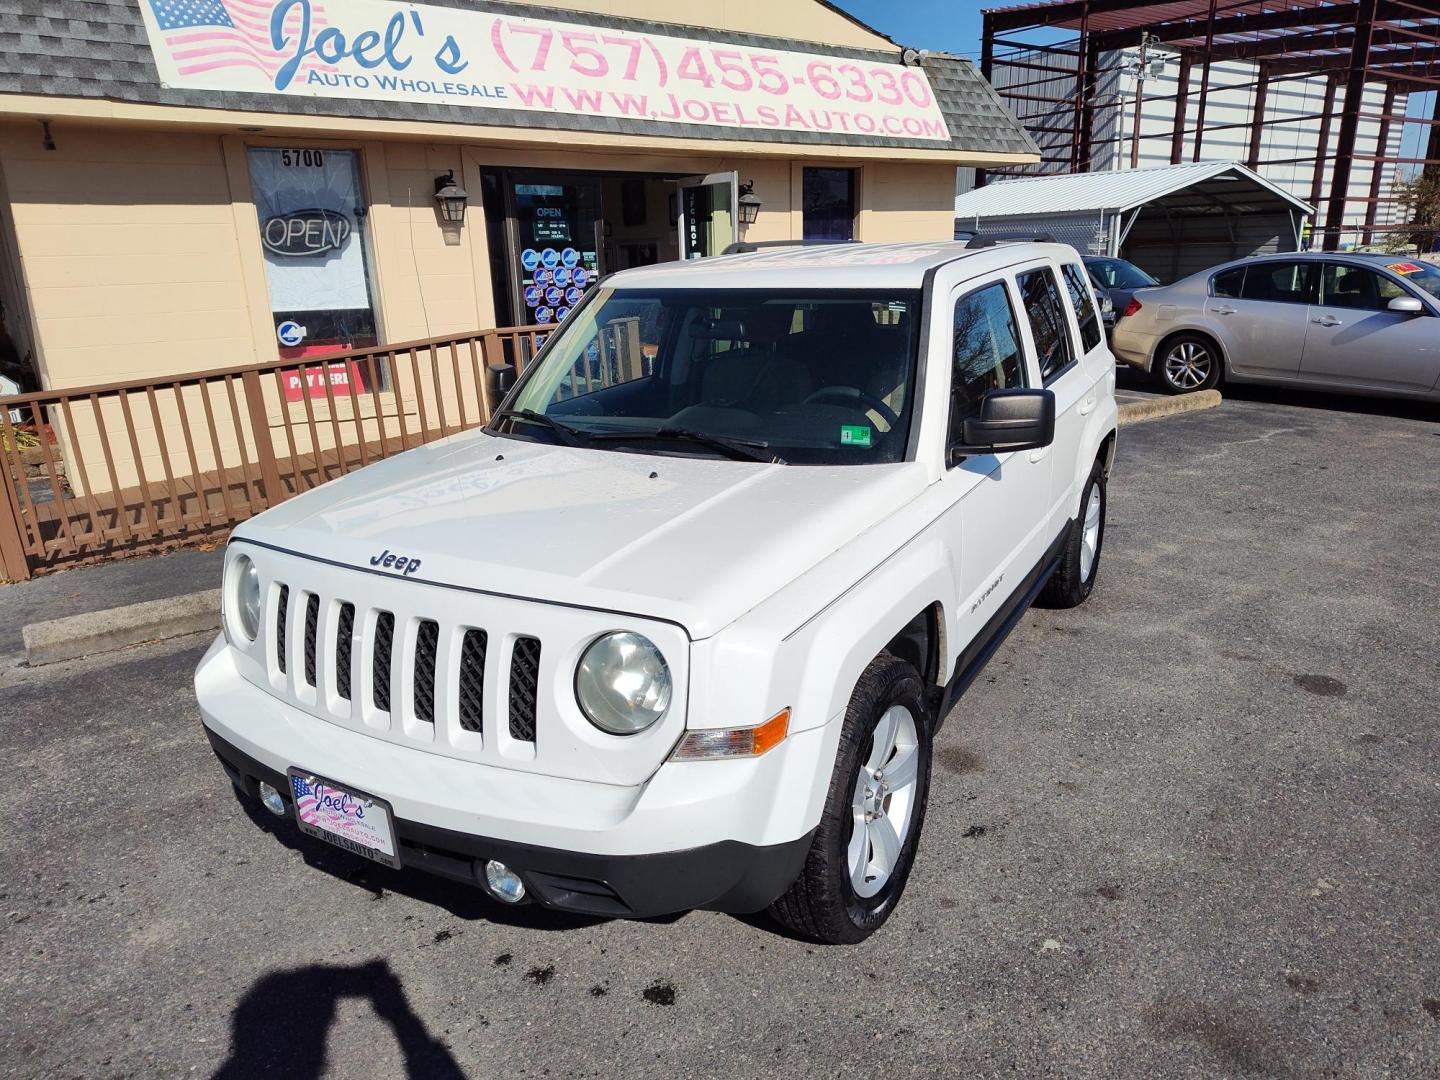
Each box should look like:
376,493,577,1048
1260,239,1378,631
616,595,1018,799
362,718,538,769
1130,32,1153,170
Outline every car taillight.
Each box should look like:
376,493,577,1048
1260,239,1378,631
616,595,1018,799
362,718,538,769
1121,297,1143,318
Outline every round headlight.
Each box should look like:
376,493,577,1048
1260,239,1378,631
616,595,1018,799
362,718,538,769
231,554,261,641
575,632,672,735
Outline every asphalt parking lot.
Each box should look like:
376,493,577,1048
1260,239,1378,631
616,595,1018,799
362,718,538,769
2,388,1437,1079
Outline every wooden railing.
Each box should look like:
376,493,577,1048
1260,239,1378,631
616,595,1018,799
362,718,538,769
0,326,546,581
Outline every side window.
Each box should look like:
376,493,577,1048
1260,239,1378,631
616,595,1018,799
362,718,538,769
948,282,1026,445
1061,263,1103,353
1321,263,1405,311
1017,267,1074,383
1239,261,1316,305
1211,266,1246,298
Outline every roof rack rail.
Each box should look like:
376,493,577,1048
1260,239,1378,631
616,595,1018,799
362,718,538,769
719,239,860,255
964,233,1060,249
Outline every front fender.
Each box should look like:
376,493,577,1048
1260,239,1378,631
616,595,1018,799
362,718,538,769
687,522,956,843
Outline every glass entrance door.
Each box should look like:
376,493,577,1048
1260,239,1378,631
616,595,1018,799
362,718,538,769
509,176,602,328
677,173,737,259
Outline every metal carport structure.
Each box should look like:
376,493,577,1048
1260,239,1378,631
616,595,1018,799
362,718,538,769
953,160,1315,281
978,0,1440,251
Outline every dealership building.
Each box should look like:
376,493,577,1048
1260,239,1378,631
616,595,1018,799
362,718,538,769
0,0,1037,395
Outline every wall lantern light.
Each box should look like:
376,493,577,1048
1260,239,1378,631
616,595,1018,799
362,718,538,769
738,180,762,227
433,170,468,224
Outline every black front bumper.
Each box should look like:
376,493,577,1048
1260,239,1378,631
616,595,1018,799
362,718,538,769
206,727,812,919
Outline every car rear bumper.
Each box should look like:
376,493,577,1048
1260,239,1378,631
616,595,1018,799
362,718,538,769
1110,325,1158,371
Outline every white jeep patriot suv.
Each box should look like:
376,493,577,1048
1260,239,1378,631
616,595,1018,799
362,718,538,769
196,240,1118,944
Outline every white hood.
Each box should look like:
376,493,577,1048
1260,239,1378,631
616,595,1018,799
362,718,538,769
234,430,928,638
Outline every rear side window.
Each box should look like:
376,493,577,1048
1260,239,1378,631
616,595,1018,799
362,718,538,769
1239,261,1317,305
1061,263,1103,353
1017,268,1074,383
949,282,1026,443
1211,266,1246,298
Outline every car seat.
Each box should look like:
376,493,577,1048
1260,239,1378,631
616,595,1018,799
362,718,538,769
695,310,811,413
1330,272,1374,310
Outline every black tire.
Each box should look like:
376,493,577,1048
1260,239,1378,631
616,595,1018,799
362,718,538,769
1154,333,1222,394
769,653,932,945
1040,459,1106,609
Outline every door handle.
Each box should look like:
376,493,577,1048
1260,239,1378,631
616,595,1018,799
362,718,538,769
1078,396,1097,416
1212,305,1237,315
1311,315,1343,327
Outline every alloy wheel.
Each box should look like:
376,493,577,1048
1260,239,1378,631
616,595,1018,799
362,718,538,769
1163,341,1213,390
1080,484,1103,581
848,705,921,899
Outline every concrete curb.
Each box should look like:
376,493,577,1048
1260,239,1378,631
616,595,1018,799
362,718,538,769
1117,389,1222,427
22,589,221,666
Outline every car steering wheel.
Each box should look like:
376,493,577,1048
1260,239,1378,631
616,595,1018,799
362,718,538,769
803,386,900,428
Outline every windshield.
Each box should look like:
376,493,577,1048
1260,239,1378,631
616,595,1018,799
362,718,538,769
494,288,923,465
1086,258,1159,289
1380,259,1440,301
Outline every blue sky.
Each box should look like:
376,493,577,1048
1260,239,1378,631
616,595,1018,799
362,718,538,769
833,1,985,56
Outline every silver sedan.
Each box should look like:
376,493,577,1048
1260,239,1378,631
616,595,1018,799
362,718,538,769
1111,252,1440,400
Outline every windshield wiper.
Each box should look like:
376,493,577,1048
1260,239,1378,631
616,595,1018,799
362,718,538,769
491,408,590,447
590,426,783,464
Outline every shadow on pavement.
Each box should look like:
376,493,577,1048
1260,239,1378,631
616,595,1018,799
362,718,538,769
231,785,610,931
212,959,466,1080
1216,380,1439,422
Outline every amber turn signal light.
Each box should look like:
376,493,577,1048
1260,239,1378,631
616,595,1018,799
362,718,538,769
670,709,790,761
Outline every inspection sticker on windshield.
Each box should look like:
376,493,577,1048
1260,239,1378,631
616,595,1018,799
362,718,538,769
840,425,873,447
1388,261,1424,275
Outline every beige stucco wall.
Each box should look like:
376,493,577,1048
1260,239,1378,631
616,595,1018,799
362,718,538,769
857,161,961,242
505,0,894,50
0,122,500,391
0,123,255,390
0,121,502,496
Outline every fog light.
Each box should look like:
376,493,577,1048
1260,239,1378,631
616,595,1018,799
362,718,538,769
483,860,526,904
258,781,286,817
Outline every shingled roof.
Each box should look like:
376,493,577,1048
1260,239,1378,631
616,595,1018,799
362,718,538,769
0,0,1038,159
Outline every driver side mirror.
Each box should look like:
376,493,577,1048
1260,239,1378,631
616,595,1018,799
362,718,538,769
1387,295,1425,315
949,388,1056,464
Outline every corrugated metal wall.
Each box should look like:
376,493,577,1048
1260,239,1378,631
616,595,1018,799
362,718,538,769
1121,209,1296,283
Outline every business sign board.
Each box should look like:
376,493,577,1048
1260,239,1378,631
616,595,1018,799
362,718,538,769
261,207,352,256
281,358,368,402
138,0,951,142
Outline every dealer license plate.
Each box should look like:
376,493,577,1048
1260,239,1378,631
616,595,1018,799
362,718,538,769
286,769,400,869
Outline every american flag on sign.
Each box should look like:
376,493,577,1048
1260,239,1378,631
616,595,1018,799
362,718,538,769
146,0,329,82
291,773,320,815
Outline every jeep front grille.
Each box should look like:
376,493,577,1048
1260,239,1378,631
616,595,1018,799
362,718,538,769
458,629,487,733
373,611,395,713
508,637,541,742
335,603,355,701
266,583,543,747
275,585,289,674
303,594,319,687
413,620,439,724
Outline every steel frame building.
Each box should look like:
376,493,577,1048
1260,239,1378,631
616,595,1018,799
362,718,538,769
979,0,1440,250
